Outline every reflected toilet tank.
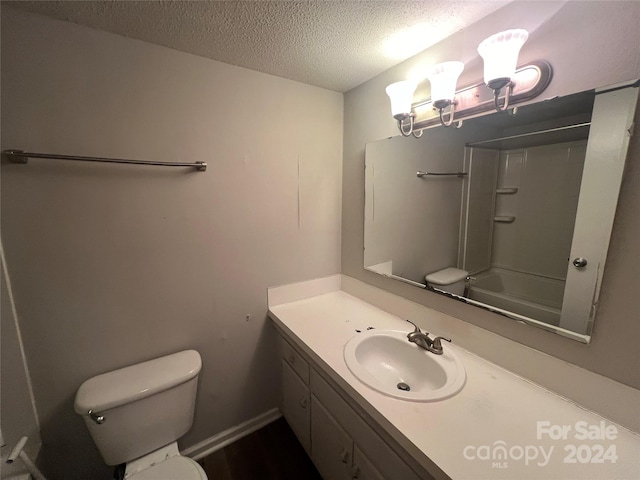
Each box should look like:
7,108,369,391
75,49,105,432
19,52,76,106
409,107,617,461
425,268,468,296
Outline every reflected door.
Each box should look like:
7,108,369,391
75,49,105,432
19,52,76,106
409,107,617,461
561,86,639,334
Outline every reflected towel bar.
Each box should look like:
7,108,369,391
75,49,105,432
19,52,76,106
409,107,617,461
2,149,207,171
417,171,467,178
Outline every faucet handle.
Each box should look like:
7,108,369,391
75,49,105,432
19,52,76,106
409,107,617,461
432,336,452,349
406,319,422,334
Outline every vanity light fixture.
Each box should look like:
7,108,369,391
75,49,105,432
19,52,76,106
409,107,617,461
426,61,464,128
385,29,550,136
477,29,529,111
385,80,423,137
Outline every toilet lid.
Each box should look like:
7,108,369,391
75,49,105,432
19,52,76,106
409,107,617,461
425,267,468,286
129,456,208,480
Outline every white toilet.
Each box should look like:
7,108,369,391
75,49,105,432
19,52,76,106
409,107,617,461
74,350,208,479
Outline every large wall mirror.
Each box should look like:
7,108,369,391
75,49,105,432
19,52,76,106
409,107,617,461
365,82,638,343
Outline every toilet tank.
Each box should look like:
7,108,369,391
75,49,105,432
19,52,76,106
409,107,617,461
74,350,202,466
425,268,469,296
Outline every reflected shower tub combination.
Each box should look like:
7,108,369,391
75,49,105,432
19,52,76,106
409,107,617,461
468,268,564,326
364,84,639,341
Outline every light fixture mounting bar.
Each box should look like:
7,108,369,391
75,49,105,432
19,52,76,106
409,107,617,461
411,60,552,131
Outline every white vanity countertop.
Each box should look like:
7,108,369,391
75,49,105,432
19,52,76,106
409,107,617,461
269,288,640,480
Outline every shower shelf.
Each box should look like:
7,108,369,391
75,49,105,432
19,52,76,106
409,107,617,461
496,187,518,194
494,216,516,223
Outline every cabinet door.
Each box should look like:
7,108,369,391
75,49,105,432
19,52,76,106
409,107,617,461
282,360,311,453
351,445,385,480
311,369,427,480
311,395,352,480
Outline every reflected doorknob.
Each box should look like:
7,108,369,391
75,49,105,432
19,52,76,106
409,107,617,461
572,257,588,268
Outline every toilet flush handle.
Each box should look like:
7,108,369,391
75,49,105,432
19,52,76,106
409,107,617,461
88,410,105,424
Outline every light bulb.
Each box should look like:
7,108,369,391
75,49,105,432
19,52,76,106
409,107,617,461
478,29,528,90
385,81,417,119
426,61,464,109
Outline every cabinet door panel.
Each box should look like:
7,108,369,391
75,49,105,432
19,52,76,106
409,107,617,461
311,369,426,480
282,360,310,453
311,395,352,480
352,445,385,480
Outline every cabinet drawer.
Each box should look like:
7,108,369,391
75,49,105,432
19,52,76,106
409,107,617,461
281,337,310,384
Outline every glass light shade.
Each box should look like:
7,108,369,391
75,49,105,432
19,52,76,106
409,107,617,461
385,80,417,118
426,61,464,107
477,29,528,89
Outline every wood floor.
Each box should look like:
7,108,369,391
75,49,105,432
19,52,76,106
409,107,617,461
198,417,322,480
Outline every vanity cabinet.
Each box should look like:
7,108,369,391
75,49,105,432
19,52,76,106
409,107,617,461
279,336,432,480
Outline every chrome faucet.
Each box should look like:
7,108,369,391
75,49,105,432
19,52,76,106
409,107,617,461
406,320,451,355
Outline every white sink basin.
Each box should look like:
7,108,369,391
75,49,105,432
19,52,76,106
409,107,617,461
343,329,466,401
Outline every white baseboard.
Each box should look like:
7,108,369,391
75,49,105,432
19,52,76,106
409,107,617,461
181,408,282,461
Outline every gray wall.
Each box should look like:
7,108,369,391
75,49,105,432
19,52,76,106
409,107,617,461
342,1,640,388
364,120,501,284
1,7,342,479
364,128,466,283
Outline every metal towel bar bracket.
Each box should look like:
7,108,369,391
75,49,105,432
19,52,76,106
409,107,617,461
2,149,207,171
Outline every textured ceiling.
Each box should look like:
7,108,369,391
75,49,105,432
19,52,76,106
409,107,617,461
6,1,509,92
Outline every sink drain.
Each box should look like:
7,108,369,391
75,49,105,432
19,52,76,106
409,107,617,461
397,382,411,391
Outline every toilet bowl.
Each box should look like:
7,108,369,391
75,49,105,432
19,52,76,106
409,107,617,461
124,442,206,479
425,267,469,296
74,350,207,479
